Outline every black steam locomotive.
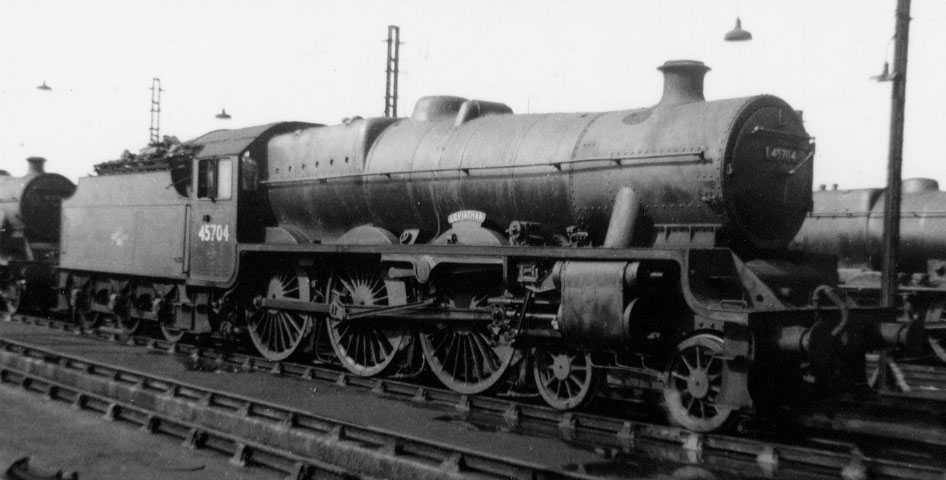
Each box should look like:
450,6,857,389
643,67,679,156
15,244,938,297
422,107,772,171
0,157,75,314
1,60,918,432
794,179,946,361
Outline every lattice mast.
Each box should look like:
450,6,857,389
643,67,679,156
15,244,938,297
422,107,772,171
384,25,401,118
149,78,163,145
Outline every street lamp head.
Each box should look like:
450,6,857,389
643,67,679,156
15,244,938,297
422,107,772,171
36,81,51,91
215,108,231,120
724,17,752,42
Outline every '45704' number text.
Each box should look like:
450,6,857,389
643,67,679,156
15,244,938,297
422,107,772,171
198,223,230,242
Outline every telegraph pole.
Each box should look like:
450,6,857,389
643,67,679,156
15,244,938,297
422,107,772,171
384,25,401,118
149,78,163,145
881,0,911,308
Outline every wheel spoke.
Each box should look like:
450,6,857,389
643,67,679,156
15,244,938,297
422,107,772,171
680,355,694,373
474,331,499,370
368,329,383,366
272,314,285,351
707,355,721,371
432,330,451,354
470,331,495,373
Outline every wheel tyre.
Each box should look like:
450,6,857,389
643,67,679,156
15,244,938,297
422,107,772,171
160,323,185,343
662,333,734,432
532,349,600,410
419,325,516,395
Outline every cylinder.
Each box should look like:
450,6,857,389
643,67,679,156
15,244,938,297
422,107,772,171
603,187,640,248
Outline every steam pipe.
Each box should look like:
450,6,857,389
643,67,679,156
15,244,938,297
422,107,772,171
603,186,640,248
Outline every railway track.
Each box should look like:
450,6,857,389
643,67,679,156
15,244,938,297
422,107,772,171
4,313,946,479
0,335,602,480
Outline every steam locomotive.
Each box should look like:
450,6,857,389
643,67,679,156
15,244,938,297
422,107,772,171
793,179,946,361
0,157,75,315
0,60,919,433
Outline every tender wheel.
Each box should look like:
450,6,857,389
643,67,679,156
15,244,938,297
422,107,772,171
663,333,733,432
72,284,100,330
0,282,22,319
925,301,946,364
114,292,140,336
533,348,599,410
247,270,312,361
327,269,407,376
160,322,185,343
158,290,185,343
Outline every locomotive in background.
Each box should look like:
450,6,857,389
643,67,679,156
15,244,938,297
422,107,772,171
0,157,75,315
0,60,920,432
794,178,946,361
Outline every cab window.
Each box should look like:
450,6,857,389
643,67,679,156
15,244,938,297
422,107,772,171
196,158,233,200
217,159,232,199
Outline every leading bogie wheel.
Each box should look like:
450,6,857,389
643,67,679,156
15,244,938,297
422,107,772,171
533,348,600,410
662,333,734,432
326,269,407,377
247,269,312,361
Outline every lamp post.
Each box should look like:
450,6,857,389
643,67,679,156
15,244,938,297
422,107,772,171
880,0,911,308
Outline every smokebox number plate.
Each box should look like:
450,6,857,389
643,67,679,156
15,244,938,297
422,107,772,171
765,146,806,165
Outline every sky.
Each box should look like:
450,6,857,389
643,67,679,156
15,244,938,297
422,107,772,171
0,0,944,188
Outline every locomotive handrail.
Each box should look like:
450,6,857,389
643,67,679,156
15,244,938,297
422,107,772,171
261,149,706,186
750,126,812,142
811,285,850,337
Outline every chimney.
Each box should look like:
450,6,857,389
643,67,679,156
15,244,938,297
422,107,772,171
657,60,710,107
26,156,46,175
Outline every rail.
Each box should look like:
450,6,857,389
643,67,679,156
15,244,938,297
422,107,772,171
0,335,596,480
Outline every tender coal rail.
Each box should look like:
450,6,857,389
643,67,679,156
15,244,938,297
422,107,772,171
5,314,946,479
